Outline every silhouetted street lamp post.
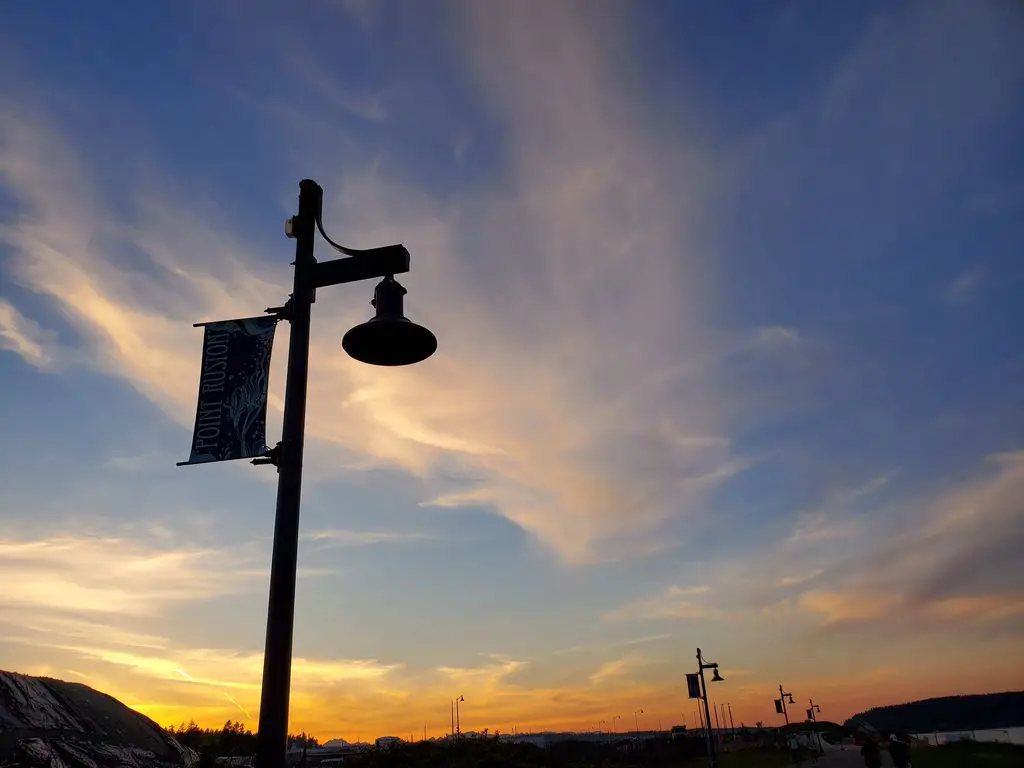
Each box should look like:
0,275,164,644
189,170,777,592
696,647,725,767
455,695,465,739
807,699,821,723
634,708,644,737
776,684,796,726
254,180,436,768
612,715,621,733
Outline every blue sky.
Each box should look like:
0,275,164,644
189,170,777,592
1,0,1023,739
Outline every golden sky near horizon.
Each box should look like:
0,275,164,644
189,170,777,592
1,0,1023,743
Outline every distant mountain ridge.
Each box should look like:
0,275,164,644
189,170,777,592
843,691,1024,733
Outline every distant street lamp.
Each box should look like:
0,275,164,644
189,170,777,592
455,695,465,739
806,700,824,754
775,684,796,726
612,715,621,733
634,709,644,737
807,699,821,723
696,647,725,767
254,180,436,768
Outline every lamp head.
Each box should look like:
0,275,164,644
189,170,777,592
711,667,724,683
787,694,795,704
342,277,437,366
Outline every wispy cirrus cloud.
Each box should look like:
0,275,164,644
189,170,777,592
2,0,1023,737
0,611,168,650
0,2,768,567
588,652,654,686
604,585,718,622
0,298,62,371
302,528,434,548
943,267,987,305
436,653,529,692
31,641,401,701
552,633,672,656
778,452,1024,636
0,533,265,616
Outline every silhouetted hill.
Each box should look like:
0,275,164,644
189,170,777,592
0,670,198,768
843,692,1024,733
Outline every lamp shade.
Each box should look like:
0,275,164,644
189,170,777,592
342,277,436,366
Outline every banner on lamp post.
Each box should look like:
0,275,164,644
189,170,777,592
775,699,785,714
686,673,702,699
178,315,278,466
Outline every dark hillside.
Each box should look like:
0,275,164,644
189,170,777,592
843,692,1024,733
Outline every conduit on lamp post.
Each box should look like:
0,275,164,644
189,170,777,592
254,180,437,768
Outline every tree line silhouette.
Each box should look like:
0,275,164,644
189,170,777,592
167,720,319,755
843,692,1024,733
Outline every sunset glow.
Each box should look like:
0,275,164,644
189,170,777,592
2,0,1022,743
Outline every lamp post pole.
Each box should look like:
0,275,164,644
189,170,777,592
696,648,725,767
254,180,318,768
778,684,795,726
253,180,435,768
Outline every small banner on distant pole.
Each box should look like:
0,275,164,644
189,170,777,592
686,673,702,699
178,315,278,466
774,699,785,714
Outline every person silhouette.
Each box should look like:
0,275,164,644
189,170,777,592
888,732,910,768
860,736,882,768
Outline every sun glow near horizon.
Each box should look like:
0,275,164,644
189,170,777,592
1,0,1023,743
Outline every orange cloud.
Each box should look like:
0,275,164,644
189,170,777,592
798,591,900,623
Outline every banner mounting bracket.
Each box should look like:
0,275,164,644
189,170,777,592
252,442,282,468
264,299,293,322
